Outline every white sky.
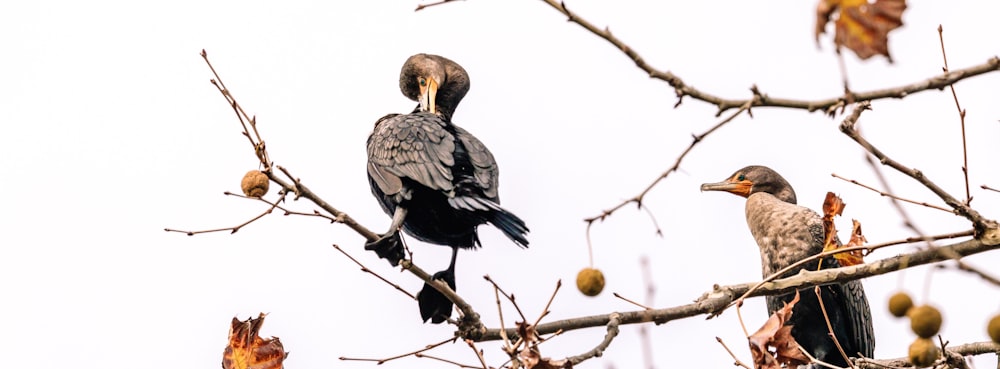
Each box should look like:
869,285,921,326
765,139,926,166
2,1,999,368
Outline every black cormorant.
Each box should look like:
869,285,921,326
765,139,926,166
366,54,529,323
701,165,874,366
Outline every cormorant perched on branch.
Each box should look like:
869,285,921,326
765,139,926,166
701,165,874,366
366,54,529,323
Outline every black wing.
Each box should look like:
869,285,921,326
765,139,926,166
367,112,457,197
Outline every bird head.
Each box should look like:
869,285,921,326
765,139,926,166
399,54,470,118
700,165,798,204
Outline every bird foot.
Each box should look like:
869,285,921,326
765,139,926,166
417,270,456,324
364,232,405,267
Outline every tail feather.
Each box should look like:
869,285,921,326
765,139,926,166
448,196,529,248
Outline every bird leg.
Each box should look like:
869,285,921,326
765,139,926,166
417,246,459,324
364,206,408,266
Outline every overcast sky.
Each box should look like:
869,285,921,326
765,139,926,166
2,1,999,368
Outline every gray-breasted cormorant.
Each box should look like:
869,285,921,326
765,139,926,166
701,165,874,366
366,54,529,323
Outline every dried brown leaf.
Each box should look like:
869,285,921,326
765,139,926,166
222,313,287,369
748,291,806,369
815,0,907,62
821,192,845,252
820,192,866,266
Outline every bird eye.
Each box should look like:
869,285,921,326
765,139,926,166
737,174,746,181
419,78,426,87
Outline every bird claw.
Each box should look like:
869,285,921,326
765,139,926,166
364,232,405,267
417,270,456,324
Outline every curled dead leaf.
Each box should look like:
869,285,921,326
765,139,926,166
748,291,809,369
820,192,866,266
515,321,571,369
223,313,287,369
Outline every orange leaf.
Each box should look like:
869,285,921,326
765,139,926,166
222,313,287,369
748,291,807,369
836,219,867,266
821,192,845,253
820,193,866,266
815,0,906,62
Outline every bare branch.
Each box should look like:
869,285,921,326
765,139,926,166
813,286,855,369
464,339,489,369
831,173,952,213
716,337,753,369
584,101,750,224
339,336,456,364
981,184,1000,193
719,230,974,316
564,313,622,365
533,280,562,328
940,262,1000,287
938,25,972,204
474,236,997,341
839,102,1000,237
537,2,1000,115
853,341,1000,369
484,275,528,323
413,353,482,369
164,192,286,235
414,0,463,12
613,292,652,310
332,244,416,300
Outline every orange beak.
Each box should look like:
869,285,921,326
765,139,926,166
700,177,753,198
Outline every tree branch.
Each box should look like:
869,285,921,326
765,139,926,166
539,0,1000,115
839,102,1000,238
853,341,1000,369
474,236,997,341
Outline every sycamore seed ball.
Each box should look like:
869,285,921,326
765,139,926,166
576,268,605,297
888,292,914,318
988,314,1000,344
908,305,942,338
908,337,939,367
241,170,269,197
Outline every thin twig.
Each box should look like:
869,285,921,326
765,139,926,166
585,221,595,268
414,0,463,11
831,173,952,212
464,339,489,369
942,262,1000,287
537,1,1000,115
532,280,562,328
201,50,270,168
484,275,528,323
584,101,750,224
981,184,1000,193
839,102,999,236
413,353,482,369
639,204,664,237
492,284,512,354
332,244,416,300
797,344,845,369
164,192,287,235
613,292,652,310
938,25,972,205
565,313,621,365
735,299,749,338
813,286,855,369
716,337,753,369
339,336,456,364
